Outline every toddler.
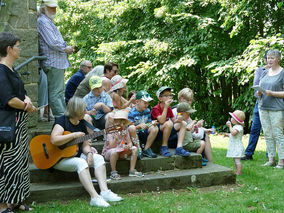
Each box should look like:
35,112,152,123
226,110,246,175
102,110,143,180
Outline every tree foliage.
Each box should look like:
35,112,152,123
56,0,284,132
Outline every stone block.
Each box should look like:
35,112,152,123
29,12,37,28
28,112,38,128
25,83,38,102
29,0,37,10
13,29,38,57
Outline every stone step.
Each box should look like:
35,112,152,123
30,153,202,183
27,163,235,203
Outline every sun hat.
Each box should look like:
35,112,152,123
136,90,153,102
112,110,131,125
89,76,102,90
229,110,245,125
177,102,196,114
156,86,172,98
110,75,128,92
41,0,58,7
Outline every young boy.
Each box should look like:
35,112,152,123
173,87,213,162
177,102,207,165
128,91,159,158
151,86,190,157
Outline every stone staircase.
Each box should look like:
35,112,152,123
27,121,236,203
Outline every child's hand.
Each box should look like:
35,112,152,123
152,120,158,126
197,119,204,127
165,99,172,107
226,121,231,127
222,132,230,137
138,123,149,130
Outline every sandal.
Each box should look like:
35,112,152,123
1,208,13,213
129,169,144,177
12,203,32,211
110,171,121,180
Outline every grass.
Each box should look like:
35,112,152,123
31,134,284,213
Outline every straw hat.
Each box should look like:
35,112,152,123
229,110,245,125
110,75,128,92
111,110,131,125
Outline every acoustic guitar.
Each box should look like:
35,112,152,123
30,128,112,169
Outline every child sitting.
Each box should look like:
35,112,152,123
226,110,245,175
173,87,213,162
102,110,144,180
151,86,190,157
128,90,159,158
176,102,207,166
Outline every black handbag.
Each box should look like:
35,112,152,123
0,109,16,143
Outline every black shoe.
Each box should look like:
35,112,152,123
241,155,253,160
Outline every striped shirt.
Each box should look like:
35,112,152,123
38,13,71,69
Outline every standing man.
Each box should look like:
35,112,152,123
65,60,92,103
38,0,74,118
242,50,271,160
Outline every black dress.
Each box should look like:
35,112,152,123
0,64,30,204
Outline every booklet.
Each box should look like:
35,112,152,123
251,85,265,93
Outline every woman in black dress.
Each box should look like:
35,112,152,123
0,32,36,213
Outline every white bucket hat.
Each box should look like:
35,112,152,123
110,75,128,92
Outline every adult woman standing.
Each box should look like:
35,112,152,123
258,49,284,168
51,97,122,207
0,32,36,212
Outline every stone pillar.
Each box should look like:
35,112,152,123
0,0,38,127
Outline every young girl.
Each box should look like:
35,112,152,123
102,110,144,180
226,110,246,175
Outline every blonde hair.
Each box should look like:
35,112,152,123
65,97,86,118
178,88,193,101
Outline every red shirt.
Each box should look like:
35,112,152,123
151,103,174,121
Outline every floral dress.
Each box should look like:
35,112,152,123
226,125,245,158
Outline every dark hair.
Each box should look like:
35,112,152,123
127,90,136,100
0,32,21,57
264,50,270,60
104,62,118,74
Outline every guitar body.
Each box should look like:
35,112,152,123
30,131,78,169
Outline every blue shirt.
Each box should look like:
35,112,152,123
128,107,152,125
83,90,113,119
38,13,71,69
65,69,85,103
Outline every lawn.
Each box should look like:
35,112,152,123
31,134,284,213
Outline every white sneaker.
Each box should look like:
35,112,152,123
100,190,123,202
90,195,110,207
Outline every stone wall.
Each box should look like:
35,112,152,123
0,0,38,126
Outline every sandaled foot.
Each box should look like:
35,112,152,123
110,171,121,180
129,169,144,177
274,164,284,169
12,204,33,212
1,208,13,213
262,161,276,167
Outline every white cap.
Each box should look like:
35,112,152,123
42,0,58,7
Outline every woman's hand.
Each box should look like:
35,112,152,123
72,132,85,139
26,103,36,113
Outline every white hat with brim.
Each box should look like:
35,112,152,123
229,112,244,124
112,110,131,125
110,75,129,92
42,0,58,7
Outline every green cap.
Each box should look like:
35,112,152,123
89,76,102,90
136,90,153,102
177,102,196,113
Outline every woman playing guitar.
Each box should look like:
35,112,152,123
50,97,122,207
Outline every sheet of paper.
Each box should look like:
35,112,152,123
251,85,265,93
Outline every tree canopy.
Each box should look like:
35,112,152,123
55,0,284,132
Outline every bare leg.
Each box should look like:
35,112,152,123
144,126,159,150
95,165,108,192
79,168,98,198
234,158,242,175
174,121,187,148
196,140,205,154
109,151,119,171
204,134,213,162
160,121,173,146
130,146,138,170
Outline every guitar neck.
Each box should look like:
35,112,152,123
62,130,105,148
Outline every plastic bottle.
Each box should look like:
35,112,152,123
194,125,198,133
211,126,215,134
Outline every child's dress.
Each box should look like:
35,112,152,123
226,125,244,158
102,130,130,161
